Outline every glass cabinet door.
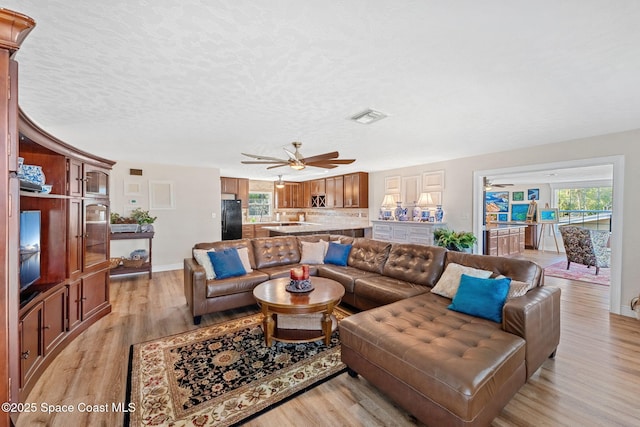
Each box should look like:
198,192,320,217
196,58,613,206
84,202,108,268
85,168,109,196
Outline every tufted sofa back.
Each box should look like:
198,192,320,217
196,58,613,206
251,236,301,269
383,243,447,287
347,238,392,274
445,250,543,287
193,239,257,269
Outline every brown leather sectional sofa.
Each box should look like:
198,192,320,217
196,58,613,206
183,234,560,426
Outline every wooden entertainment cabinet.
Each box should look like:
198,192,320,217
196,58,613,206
0,10,116,422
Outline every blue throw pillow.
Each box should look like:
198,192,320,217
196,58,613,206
448,274,511,323
324,242,352,266
207,248,246,279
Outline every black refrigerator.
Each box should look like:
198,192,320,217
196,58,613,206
221,199,242,240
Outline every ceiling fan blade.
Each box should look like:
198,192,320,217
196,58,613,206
241,161,288,165
266,163,290,170
307,163,338,169
307,158,355,165
301,151,339,163
241,152,288,162
283,148,298,161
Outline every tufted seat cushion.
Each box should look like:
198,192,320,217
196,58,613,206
340,292,526,426
352,276,430,309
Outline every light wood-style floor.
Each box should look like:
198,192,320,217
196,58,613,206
16,251,640,427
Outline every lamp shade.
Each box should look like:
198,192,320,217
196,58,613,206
417,192,434,207
381,194,397,208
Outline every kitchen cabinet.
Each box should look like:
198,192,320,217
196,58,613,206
237,178,249,208
242,224,255,239
275,182,300,208
343,172,368,208
301,181,312,208
310,179,325,195
220,177,239,194
326,176,344,208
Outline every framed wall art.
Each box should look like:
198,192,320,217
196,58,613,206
538,208,559,223
149,180,175,210
512,191,524,201
511,203,530,221
485,191,509,213
528,188,539,201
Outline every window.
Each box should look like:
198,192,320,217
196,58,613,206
557,187,612,211
556,186,612,229
248,192,272,217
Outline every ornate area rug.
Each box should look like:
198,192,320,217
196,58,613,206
125,309,348,426
544,260,610,286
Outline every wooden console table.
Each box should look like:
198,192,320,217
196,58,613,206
109,232,154,278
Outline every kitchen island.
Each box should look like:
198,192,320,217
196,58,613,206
262,222,369,237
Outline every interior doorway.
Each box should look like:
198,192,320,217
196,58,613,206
472,155,624,315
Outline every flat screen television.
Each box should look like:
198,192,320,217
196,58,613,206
19,210,41,291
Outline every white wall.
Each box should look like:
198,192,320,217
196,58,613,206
370,129,639,317
110,161,221,272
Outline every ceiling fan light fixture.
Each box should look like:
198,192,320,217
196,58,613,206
350,108,387,125
275,175,285,188
289,162,305,170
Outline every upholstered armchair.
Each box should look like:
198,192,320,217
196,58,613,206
558,225,610,275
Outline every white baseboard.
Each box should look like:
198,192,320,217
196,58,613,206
619,306,640,320
153,263,182,273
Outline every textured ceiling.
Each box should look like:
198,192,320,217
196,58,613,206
5,1,640,181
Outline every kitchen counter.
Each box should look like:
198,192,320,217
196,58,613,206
262,222,370,237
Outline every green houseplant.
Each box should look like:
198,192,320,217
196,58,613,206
434,228,477,252
130,208,157,225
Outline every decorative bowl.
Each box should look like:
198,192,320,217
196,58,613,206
41,184,53,194
20,164,46,185
286,279,314,293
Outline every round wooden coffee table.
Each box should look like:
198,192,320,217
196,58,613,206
253,277,345,346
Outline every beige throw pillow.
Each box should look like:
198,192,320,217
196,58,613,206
299,240,328,264
237,247,253,273
193,249,216,280
431,263,493,299
495,275,531,299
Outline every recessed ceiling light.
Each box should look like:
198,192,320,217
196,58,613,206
349,109,387,124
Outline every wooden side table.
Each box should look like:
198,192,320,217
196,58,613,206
109,231,154,278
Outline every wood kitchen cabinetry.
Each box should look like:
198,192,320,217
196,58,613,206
237,178,249,207
343,172,368,208
275,182,300,208
325,176,344,208
220,176,239,194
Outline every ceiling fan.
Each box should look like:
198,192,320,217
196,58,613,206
241,142,355,170
484,177,513,190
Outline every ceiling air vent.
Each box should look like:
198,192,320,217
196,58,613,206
349,109,387,124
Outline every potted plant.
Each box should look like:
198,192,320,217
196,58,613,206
434,228,477,252
130,208,157,232
110,212,139,233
